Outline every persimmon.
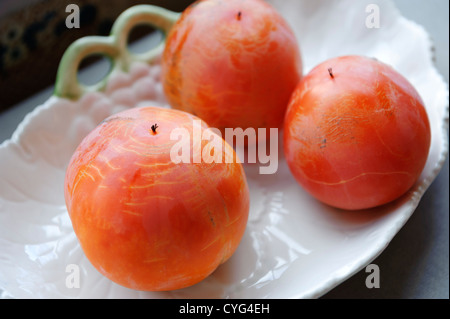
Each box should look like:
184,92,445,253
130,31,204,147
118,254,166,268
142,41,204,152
64,106,249,291
284,56,431,210
161,0,302,138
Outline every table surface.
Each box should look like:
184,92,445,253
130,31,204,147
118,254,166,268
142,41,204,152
0,0,448,299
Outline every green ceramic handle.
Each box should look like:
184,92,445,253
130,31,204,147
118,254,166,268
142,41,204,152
54,5,180,100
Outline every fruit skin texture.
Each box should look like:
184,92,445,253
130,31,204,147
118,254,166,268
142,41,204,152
64,107,249,291
162,0,302,136
284,56,431,211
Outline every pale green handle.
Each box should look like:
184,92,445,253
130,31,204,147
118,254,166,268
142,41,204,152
54,5,180,100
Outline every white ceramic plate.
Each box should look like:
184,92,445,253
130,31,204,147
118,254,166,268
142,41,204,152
0,0,448,299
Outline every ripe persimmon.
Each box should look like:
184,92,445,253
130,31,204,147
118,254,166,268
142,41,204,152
64,106,249,291
284,56,431,210
162,0,302,138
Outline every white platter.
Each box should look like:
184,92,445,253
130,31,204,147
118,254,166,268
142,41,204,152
0,0,448,298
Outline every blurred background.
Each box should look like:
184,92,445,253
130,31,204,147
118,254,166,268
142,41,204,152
0,0,195,110
0,0,448,299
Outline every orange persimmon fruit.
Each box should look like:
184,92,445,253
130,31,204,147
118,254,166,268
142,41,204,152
64,106,250,291
284,56,431,211
161,0,302,138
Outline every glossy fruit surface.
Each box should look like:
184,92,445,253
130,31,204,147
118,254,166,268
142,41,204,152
284,55,431,210
64,106,249,291
162,0,302,136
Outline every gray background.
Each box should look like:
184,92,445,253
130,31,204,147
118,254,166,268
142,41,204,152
0,0,448,299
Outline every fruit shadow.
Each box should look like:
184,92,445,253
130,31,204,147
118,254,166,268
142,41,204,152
317,188,418,226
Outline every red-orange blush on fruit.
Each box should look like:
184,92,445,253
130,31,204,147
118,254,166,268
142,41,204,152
162,0,302,138
64,106,250,291
284,56,431,210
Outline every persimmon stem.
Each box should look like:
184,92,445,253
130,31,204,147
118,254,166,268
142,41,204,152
237,11,242,20
328,68,334,79
151,124,158,134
